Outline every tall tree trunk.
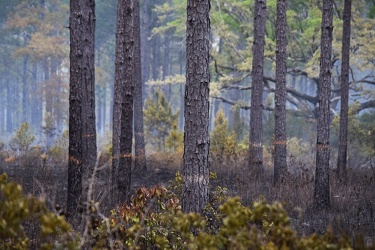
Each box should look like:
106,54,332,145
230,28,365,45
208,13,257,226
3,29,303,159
14,79,21,129
141,0,150,101
151,35,160,80
337,0,351,181
0,90,4,134
22,56,29,123
68,0,97,226
102,84,107,131
178,49,185,131
0,79,4,133
314,0,334,210
162,32,172,100
112,0,134,206
179,82,185,130
47,59,59,148
6,77,13,133
134,0,147,173
162,34,171,81
109,74,114,128
97,86,103,135
96,49,103,135
182,0,210,213
44,62,52,116
249,0,267,171
273,0,287,185
31,64,42,130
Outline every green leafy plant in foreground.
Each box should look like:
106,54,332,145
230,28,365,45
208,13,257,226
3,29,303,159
1,171,373,249
91,172,359,250
0,173,77,249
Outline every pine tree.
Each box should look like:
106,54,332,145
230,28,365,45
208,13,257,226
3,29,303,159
249,0,267,172
336,0,352,181
273,0,288,185
112,0,135,206
314,0,334,210
182,0,211,213
144,90,178,151
68,0,97,226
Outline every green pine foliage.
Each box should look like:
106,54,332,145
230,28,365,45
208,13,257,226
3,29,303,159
9,122,35,154
210,108,240,163
48,130,69,163
165,122,184,152
144,90,179,151
358,110,375,156
332,104,375,156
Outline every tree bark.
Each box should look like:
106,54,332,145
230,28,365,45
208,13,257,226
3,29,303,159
314,0,334,210
273,0,287,185
182,0,210,213
112,0,134,206
133,0,147,173
336,0,351,181
68,0,97,226
249,0,267,171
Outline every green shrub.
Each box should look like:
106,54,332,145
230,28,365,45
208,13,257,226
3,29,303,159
9,122,35,154
332,104,375,157
165,122,184,153
144,90,179,151
0,173,77,249
48,130,69,163
0,172,369,249
210,108,240,163
89,173,356,250
287,137,310,156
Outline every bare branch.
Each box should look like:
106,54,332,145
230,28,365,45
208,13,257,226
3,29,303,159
212,96,251,110
211,95,315,118
359,99,375,112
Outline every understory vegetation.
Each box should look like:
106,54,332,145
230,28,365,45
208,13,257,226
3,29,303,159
1,107,375,249
1,171,374,249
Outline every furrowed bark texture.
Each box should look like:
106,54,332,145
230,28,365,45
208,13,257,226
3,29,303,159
68,0,97,225
182,0,211,213
249,0,267,171
274,0,287,185
112,0,134,206
337,0,352,181
314,0,334,210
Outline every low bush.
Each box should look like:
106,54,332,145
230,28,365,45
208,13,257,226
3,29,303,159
9,122,35,155
0,173,76,249
1,172,373,249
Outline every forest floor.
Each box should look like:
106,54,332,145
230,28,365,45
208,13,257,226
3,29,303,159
1,152,375,245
